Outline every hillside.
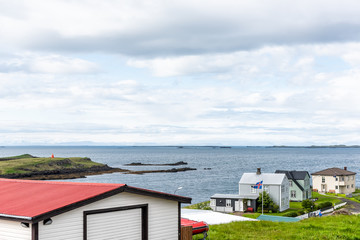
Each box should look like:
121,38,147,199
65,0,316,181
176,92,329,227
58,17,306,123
0,154,125,180
193,215,360,240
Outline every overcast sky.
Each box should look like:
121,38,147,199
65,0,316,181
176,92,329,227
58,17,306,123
1,0,360,146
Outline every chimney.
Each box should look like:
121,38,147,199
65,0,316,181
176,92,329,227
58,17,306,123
256,168,261,175
344,166,347,171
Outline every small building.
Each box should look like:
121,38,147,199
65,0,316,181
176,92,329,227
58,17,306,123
312,167,357,194
210,194,257,212
275,170,312,201
0,178,191,240
210,168,290,213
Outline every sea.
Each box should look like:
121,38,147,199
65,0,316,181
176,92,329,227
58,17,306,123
0,146,359,205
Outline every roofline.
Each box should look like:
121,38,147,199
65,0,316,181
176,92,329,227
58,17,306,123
3,185,191,223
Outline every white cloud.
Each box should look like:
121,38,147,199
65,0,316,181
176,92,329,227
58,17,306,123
0,53,99,74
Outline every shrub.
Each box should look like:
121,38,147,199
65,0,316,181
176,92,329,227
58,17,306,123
317,201,332,210
302,199,315,210
284,212,298,217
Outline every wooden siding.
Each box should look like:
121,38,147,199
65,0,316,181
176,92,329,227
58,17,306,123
0,219,31,240
38,192,178,240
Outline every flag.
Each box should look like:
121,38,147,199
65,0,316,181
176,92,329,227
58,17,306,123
253,181,263,189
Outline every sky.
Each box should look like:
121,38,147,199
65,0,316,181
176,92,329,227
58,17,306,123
1,0,360,146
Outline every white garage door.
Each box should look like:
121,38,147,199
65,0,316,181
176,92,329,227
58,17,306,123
87,208,142,240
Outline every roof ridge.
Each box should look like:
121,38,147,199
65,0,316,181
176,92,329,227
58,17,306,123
0,179,125,188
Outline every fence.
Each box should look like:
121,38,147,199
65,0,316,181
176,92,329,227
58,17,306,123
296,202,347,220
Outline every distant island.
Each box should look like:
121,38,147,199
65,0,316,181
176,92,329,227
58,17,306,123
0,154,197,180
270,145,360,148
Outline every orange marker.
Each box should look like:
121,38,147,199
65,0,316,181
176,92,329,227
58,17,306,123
51,154,54,158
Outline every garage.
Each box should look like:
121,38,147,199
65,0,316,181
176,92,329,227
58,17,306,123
85,204,147,240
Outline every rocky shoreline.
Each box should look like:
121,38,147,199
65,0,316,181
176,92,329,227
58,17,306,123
125,161,188,166
0,154,198,180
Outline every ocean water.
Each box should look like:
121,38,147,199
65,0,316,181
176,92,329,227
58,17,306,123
0,146,359,204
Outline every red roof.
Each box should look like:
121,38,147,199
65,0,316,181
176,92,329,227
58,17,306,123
0,179,124,219
0,179,191,222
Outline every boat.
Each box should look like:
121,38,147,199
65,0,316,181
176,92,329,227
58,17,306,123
181,218,209,235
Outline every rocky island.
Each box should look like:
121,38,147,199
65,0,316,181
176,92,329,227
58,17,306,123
0,154,197,180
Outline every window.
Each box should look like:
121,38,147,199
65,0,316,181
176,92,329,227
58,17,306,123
289,181,293,187
335,186,338,189
251,186,256,193
335,177,338,181
291,190,296,198
341,177,344,181
347,185,349,189
264,185,269,193
210,199,216,206
352,176,355,180
352,184,354,188
226,199,231,207
322,177,325,183
247,200,251,206
346,176,349,181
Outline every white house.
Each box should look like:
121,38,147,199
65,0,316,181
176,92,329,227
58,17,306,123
0,178,191,240
312,167,357,194
210,168,290,212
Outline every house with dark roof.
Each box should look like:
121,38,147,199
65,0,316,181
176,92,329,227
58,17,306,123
210,168,290,213
0,179,191,240
275,170,311,201
312,167,356,194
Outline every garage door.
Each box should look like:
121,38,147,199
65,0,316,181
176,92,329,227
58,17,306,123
84,204,148,240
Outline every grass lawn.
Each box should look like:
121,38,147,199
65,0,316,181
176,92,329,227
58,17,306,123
193,215,360,240
325,189,360,203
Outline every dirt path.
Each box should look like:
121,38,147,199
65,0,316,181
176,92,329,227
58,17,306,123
339,198,360,214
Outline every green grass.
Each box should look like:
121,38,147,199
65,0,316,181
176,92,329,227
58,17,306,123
193,215,360,240
184,201,212,210
0,154,104,175
312,192,342,205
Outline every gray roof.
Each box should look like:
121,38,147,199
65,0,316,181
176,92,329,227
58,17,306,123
211,193,258,200
239,173,287,185
275,170,310,180
312,168,356,176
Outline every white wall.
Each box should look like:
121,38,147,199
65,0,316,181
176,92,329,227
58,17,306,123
0,219,31,240
38,192,179,240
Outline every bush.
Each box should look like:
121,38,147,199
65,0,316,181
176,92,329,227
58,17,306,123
298,210,305,215
302,199,315,210
284,212,298,217
317,201,333,210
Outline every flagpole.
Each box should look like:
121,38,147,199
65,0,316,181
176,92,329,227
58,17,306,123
262,180,264,215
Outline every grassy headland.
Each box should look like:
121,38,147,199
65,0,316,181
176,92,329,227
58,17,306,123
0,154,126,180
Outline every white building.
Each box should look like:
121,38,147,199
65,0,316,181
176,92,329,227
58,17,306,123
0,179,191,240
210,168,289,212
312,167,357,194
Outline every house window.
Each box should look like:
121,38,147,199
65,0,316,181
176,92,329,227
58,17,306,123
322,177,325,183
289,181,293,187
347,185,349,189
341,177,344,181
210,199,216,206
264,185,269,193
335,177,338,181
352,176,354,180
346,176,349,181
352,184,354,188
291,190,296,198
251,187,256,193
226,199,231,207
335,186,338,189
247,200,251,206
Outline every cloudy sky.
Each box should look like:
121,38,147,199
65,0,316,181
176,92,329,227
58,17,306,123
1,0,360,146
